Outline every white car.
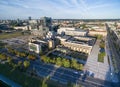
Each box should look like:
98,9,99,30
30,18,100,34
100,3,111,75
74,71,78,74
80,73,84,76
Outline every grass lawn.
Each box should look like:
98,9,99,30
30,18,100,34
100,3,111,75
0,32,23,40
98,52,105,63
0,63,42,87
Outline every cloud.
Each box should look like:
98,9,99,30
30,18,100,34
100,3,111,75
0,0,119,19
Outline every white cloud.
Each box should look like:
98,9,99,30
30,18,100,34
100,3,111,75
0,0,119,19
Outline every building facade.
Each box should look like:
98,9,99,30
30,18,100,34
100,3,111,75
29,42,41,53
61,41,92,55
58,27,88,36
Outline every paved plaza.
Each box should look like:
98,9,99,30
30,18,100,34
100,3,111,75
85,40,111,81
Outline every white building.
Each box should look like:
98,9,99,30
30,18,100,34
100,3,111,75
29,42,41,53
57,27,87,36
14,26,28,30
28,40,47,53
46,31,55,39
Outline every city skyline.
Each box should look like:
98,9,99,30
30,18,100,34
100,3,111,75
0,0,120,19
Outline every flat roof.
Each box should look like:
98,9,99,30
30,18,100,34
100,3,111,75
31,40,47,44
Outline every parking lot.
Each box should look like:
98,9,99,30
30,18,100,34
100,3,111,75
47,46,87,64
30,62,83,84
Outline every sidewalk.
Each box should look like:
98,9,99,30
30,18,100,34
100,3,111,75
85,40,111,81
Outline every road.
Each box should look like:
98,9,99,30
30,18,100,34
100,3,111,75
106,25,120,83
108,33,120,72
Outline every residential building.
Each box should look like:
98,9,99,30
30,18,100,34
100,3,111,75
29,17,52,36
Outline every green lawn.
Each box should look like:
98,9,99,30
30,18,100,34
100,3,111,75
0,63,42,87
98,52,105,63
0,32,23,40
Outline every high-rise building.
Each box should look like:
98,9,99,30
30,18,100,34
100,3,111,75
29,17,52,37
28,16,32,20
48,40,55,49
40,17,52,30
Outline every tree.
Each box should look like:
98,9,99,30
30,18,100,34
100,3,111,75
63,59,70,68
19,52,26,57
95,34,103,40
56,57,62,66
79,64,83,70
71,59,78,69
7,57,13,64
0,53,7,60
18,61,22,67
41,56,49,63
99,40,105,48
46,57,50,63
28,54,36,60
80,24,87,29
42,78,48,87
23,60,30,68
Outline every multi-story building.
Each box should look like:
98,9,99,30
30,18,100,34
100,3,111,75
111,29,120,51
48,40,55,49
29,42,42,54
88,30,107,37
56,35,93,55
40,17,52,29
61,41,92,55
29,40,47,53
29,17,52,37
57,27,88,36
14,26,28,30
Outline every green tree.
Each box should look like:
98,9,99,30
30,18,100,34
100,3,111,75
19,52,26,57
46,57,50,63
42,78,48,87
71,59,78,69
0,53,7,60
7,57,13,64
99,40,105,48
63,59,70,68
23,60,30,68
18,61,22,67
95,34,103,40
56,57,62,66
79,64,83,70
28,54,36,60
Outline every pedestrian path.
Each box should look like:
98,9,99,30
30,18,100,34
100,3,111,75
85,40,111,81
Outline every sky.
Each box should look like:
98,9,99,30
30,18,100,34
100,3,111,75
0,0,120,19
